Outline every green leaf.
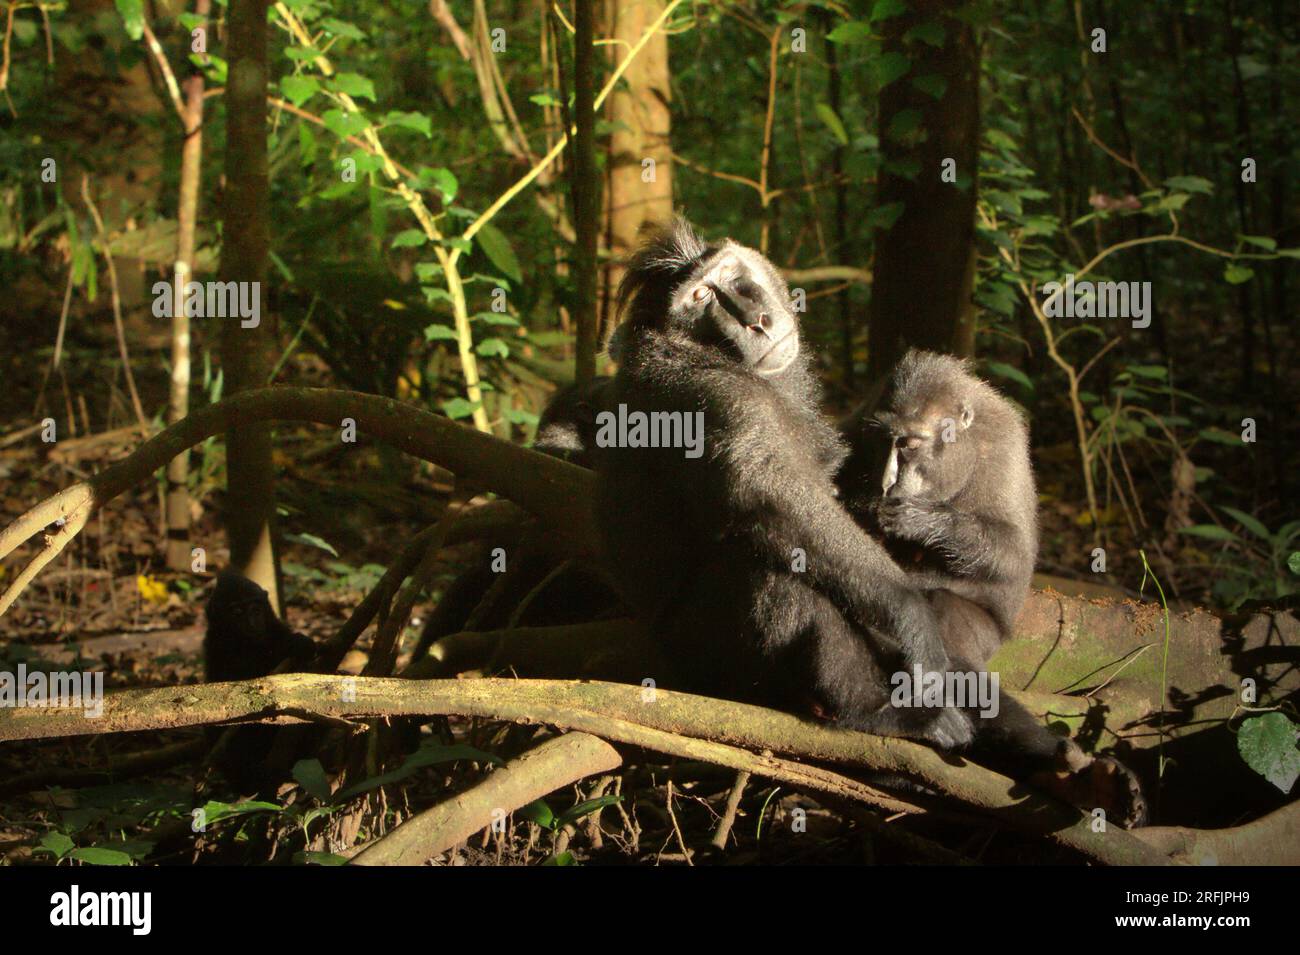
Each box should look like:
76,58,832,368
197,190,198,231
284,532,338,556
415,262,443,283
280,75,320,106
874,52,911,87
983,361,1033,391
1219,506,1270,541
826,21,872,44
870,0,907,22
38,832,75,858
543,851,576,866
69,847,134,866
297,123,317,165
1237,713,1299,793
1128,364,1168,380
476,338,510,359
518,799,557,829
293,759,333,801
285,47,324,62
476,223,522,283
114,0,144,40
985,128,1017,151
912,73,947,99
529,92,560,107
322,109,369,138
424,324,459,341
1198,427,1241,446
331,73,377,102
384,111,432,138
1152,192,1191,212
391,229,428,249
1224,264,1255,285
1178,525,1240,543
1239,235,1277,251
298,851,348,866
555,795,623,830
472,311,520,326
441,398,479,420
320,18,367,41
1163,175,1213,195
199,800,283,826
814,104,848,145
1288,552,1300,576
425,167,459,204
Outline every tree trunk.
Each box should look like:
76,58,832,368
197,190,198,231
571,0,600,385
601,0,673,344
165,0,212,572
866,1,980,384
218,0,279,609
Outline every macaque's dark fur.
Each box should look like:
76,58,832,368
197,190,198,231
203,573,317,792
841,350,1037,668
531,376,613,469
595,219,970,747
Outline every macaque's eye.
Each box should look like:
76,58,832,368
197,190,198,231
692,284,712,302
895,434,926,461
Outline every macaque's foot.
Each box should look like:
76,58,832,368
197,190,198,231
1031,751,1148,828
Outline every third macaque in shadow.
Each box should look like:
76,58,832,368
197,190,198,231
839,350,1145,824
203,573,318,793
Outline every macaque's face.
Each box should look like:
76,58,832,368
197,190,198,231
667,241,800,376
878,398,977,502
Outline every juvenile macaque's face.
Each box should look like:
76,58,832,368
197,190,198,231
878,399,976,502
667,241,800,376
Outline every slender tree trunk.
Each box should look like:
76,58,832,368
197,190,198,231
165,0,212,572
824,15,851,387
571,0,600,385
602,0,673,342
219,0,279,609
866,1,980,383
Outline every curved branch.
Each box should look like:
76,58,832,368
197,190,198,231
0,387,596,613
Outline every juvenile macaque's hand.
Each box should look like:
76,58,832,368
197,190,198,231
873,496,937,540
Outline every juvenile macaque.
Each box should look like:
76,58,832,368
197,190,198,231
844,349,1037,668
840,351,1145,825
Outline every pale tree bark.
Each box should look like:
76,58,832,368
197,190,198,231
165,0,213,572
218,0,280,609
601,0,673,344
571,0,600,384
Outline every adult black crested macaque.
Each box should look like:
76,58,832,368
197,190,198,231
839,351,1146,824
595,219,971,748
203,573,317,792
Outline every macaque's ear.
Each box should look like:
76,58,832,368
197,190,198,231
959,402,975,429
